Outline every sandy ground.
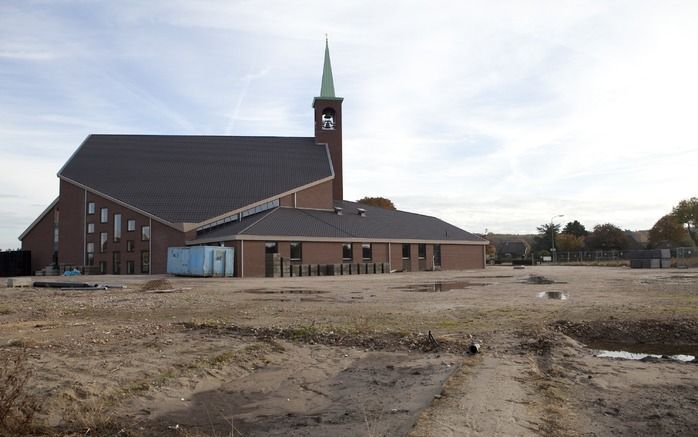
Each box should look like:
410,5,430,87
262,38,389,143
0,266,696,436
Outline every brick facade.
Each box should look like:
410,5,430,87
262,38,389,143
240,240,265,278
314,99,343,200
215,239,484,277
58,179,85,267
278,180,333,210
19,180,189,275
20,204,57,273
441,244,485,270
294,180,333,209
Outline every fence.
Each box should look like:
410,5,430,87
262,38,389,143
0,250,31,277
553,247,697,266
675,247,698,267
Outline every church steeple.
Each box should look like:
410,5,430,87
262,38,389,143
320,36,336,98
313,37,344,201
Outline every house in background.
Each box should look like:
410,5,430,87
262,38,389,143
496,240,530,263
19,40,487,277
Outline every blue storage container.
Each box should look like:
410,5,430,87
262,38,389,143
167,246,235,277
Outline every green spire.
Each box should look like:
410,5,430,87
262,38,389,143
320,36,336,98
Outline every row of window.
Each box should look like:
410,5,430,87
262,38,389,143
87,237,144,255
265,241,302,260
263,242,435,262
197,199,280,234
342,243,372,260
87,204,150,241
86,250,150,274
87,220,149,243
403,243,428,259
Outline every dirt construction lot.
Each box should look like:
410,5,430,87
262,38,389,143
1,266,697,436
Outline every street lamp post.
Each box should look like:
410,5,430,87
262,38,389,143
550,214,564,263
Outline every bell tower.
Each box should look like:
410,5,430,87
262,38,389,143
313,37,344,201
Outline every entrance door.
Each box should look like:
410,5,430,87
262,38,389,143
265,242,278,277
433,244,441,269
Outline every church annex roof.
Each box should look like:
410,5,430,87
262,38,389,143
59,135,334,224
192,200,487,244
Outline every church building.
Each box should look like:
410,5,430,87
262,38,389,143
19,40,487,277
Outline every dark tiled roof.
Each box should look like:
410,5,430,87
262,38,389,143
497,241,528,257
195,208,278,240
59,135,333,224
194,200,485,242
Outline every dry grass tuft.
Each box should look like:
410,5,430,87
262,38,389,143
0,349,41,436
61,395,124,437
140,278,174,291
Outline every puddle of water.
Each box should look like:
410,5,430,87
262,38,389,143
456,275,514,279
521,275,555,284
520,275,569,285
395,281,488,292
585,340,697,357
537,291,568,300
245,289,328,295
594,350,695,362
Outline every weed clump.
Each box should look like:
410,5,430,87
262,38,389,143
140,278,173,291
0,349,40,435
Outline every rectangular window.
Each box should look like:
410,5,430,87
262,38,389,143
127,219,136,232
290,242,302,261
87,223,95,234
362,243,372,261
402,243,411,259
342,243,352,261
418,243,426,259
141,225,150,241
100,232,108,253
127,260,135,274
434,244,441,267
141,250,150,273
87,202,95,215
265,242,278,254
100,207,108,223
127,240,134,253
99,261,106,274
113,214,122,242
86,242,95,266
113,251,121,274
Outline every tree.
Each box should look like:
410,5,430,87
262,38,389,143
562,220,588,237
555,233,585,252
672,197,698,246
357,196,396,210
533,223,561,253
649,214,693,248
585,223,629,250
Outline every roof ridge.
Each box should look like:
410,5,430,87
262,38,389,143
342,200,442,221
238,208,279,235
298,208,355,237
340,200,486,242
18,197,59,241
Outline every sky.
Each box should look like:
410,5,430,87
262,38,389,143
1,0,697,249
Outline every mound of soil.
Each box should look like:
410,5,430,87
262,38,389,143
180,322,474,354
552,319,698,345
